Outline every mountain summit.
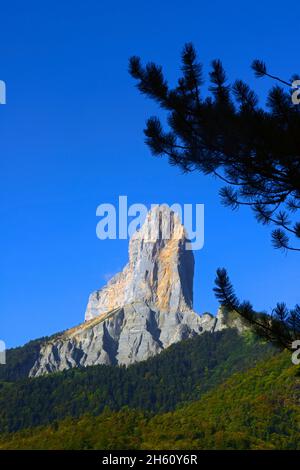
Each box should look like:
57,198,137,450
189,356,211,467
85,205,194,321
30,205,223,377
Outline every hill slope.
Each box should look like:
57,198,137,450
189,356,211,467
1,351,298,450
0,329,275,433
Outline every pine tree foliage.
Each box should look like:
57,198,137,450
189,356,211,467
130,44,300,348
129,44,300,252
214,268,300,349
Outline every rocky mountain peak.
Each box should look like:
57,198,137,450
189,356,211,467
85,205,194,321
29,205,231,377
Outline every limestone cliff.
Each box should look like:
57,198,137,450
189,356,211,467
85,205,194,321
29,205,223,377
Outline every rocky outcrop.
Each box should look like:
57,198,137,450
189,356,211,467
29,205,230,378
29,303,217,376
85,205,194,321
214,306,248,333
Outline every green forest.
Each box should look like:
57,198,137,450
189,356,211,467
0,350,298,450
0,328,299,449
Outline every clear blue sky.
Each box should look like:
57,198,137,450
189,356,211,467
1,0,299,348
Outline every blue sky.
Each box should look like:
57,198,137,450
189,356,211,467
1,0,299,347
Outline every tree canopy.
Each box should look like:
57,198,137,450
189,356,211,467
214,268,300,350
129,44,300,348
129,43,300,252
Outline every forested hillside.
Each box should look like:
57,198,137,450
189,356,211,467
0,329,275,433
1,351,298,450
0,333,60,382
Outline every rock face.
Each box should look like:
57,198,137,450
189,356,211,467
29,305,217,376
214,306,248,333
30,205,221,377
85,206,194,321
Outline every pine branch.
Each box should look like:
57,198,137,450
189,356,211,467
214,269,298,349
